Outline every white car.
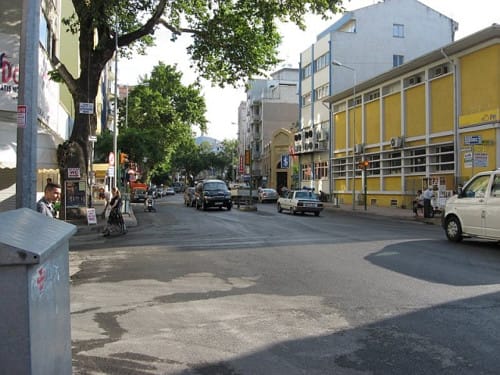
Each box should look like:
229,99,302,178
442,169,500,242
277,190,323,216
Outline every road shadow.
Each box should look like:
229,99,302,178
189,292,500,374
365,239,500,286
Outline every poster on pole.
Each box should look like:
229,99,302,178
86,208,97,225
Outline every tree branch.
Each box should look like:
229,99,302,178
117,0,169,47
51,55,78,97
158,18,200,36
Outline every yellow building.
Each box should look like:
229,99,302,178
263,128,293,191
325,25,500,209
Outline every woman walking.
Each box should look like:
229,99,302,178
103,187,127,236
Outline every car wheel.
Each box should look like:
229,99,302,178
226,204,232,211
314,212,320,217
277,203,282,213
445,216,463,242
291,207,297,215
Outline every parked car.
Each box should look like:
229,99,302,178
131,188,147,203
442,169,500,242
258,188,279,203
184,187,196,207
165,187,175,195
195,179,232,211
277,190,323,216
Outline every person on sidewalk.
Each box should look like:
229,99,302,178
101,189,111,219
412,190,424,216
37,182,61,218
103,187,127,236
423,186,434,218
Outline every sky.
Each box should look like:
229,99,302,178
119,0,500,141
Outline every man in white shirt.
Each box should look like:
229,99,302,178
423,186,434,218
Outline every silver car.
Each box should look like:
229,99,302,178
258,188,279,203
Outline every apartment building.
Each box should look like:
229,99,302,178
242,67,299,188
325,25,500,209
296,0,457,195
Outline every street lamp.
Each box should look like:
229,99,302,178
332,60,357,210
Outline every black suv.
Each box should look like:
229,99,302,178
195,179,232,211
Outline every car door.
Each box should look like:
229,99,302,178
484,174,500,238
281,191,293,210
456,174,490,236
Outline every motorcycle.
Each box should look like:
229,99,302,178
144,195,156,212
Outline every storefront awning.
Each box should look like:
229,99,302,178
0,120,60,170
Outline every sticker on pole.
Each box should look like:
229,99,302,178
17,105,27,128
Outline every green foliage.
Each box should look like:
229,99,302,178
115,63,207,179
57,0,344,185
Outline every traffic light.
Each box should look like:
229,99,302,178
120,152,129,165
358,160,369,170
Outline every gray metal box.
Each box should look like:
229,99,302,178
0,208,76,374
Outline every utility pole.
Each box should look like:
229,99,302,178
17,0,40,209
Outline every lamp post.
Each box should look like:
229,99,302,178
332,60,357,210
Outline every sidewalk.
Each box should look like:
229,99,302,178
323,201,441,225
68,199,137,235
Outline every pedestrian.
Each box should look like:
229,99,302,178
423,186,434,218
101,189,111,219
413,189,424,216
103,187,126,236
36,182,61,218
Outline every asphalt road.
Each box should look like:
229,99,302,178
69,194,500,375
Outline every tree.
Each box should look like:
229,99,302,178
53,0,344,213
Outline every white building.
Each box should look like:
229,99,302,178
0,0,76,211
297,0,458,195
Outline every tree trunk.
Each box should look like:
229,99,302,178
57,71,101,219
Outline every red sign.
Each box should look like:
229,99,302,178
108,152,115,166
239,155,244,173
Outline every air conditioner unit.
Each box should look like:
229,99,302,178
390,136,403,148
354,144,363,154
317,131,328,141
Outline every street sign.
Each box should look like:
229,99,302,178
464,135,482,145
79,102,94,114
88,135,97,142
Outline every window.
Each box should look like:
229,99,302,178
339,19,357,33
430,145,454,171
39,12,56,60
314,84,330,101
393,54,404,67
314,161,328,179
364,89,380,102
302,64,312,79
393,24,404,38
314,53,330,72
301,163,313,180
302,92,312,107
462,175,490,198
332,158,348,178
382,151,401,175
405,148,426,173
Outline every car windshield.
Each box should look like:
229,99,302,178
295,191,317,199
204,182,228,191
